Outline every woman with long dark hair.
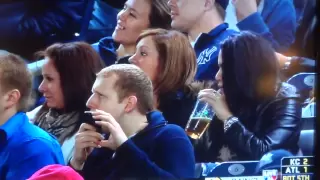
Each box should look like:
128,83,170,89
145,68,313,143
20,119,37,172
27,42,104,163
198,31,302,161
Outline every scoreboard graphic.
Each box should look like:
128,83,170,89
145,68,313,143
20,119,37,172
281,156,314,180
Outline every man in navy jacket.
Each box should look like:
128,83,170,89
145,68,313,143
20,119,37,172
169,0,237,81
69,64,195,179
0,0,88,60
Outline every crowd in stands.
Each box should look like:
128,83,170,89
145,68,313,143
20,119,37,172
0,0,316,179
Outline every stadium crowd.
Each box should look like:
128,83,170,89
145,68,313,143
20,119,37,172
0,0,316,179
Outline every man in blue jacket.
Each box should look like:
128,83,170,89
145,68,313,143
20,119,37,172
0,0,88,60
169,0,237,81
0,51,64,180
69,64,195,179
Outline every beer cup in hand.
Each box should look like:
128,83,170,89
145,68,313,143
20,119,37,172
185,99,215,139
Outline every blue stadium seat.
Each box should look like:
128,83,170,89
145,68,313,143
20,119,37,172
206,161,259,177
301,117,315,130
286,72,315,100
74,0,95,41
195,163,203,178
298,130,314,156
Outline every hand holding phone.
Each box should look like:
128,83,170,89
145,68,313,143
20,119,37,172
83,111,102,133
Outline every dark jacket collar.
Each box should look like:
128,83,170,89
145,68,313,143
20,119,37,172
98,36,132,65
98,37,119,56
143,111,167,132
194,23,230,50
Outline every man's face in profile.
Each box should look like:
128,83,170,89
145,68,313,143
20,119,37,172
86,74,128,122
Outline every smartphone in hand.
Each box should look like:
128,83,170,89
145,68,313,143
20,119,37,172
82,112,102,133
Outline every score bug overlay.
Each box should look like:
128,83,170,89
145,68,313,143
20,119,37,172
281,156,313,180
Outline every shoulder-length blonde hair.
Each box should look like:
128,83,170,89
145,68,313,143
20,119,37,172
136,28,197,95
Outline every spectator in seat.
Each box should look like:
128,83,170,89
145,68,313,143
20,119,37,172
168,0,237,81
130,29,215,162
197,32,302,161
27,42,104,163
69,64,195,179
302,88,316,118
226,0,296,53
0,51,64,180
0,0,88,61
27,0,172,76
129,29,201,128
92,0,172,66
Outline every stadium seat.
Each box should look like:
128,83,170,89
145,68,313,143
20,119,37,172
298,130,314,156
195,163,203,178
206,161,259,177
301,117,315,130
286,72,315,100
74,0,95,41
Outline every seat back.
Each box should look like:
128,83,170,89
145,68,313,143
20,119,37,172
298,130,315,156
207,161,259,177
286,72,315,100
195,163,203,178
86,0,119,43
75,0,95,41
301,117,315,130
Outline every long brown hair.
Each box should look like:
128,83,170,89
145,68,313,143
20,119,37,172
136,29,197,96
36,42,104,113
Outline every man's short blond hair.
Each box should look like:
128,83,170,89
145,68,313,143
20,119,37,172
0,51,33,112
97,64,154,114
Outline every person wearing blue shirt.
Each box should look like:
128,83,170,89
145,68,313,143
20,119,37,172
168,0,237,81
227,0,297,53
69,64,195,179
0,51,64,180
91,0,172,66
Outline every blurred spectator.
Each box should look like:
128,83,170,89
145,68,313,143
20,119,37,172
288,0,316,58
0,0,88,61
197,32,302,162
169,0,237,81
69,64,195,179
226,0,296,53
28,165,83,180
302,88,316,118
0,51,64,180
281,56,316,79
92,0,172,66
27,42,104,163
